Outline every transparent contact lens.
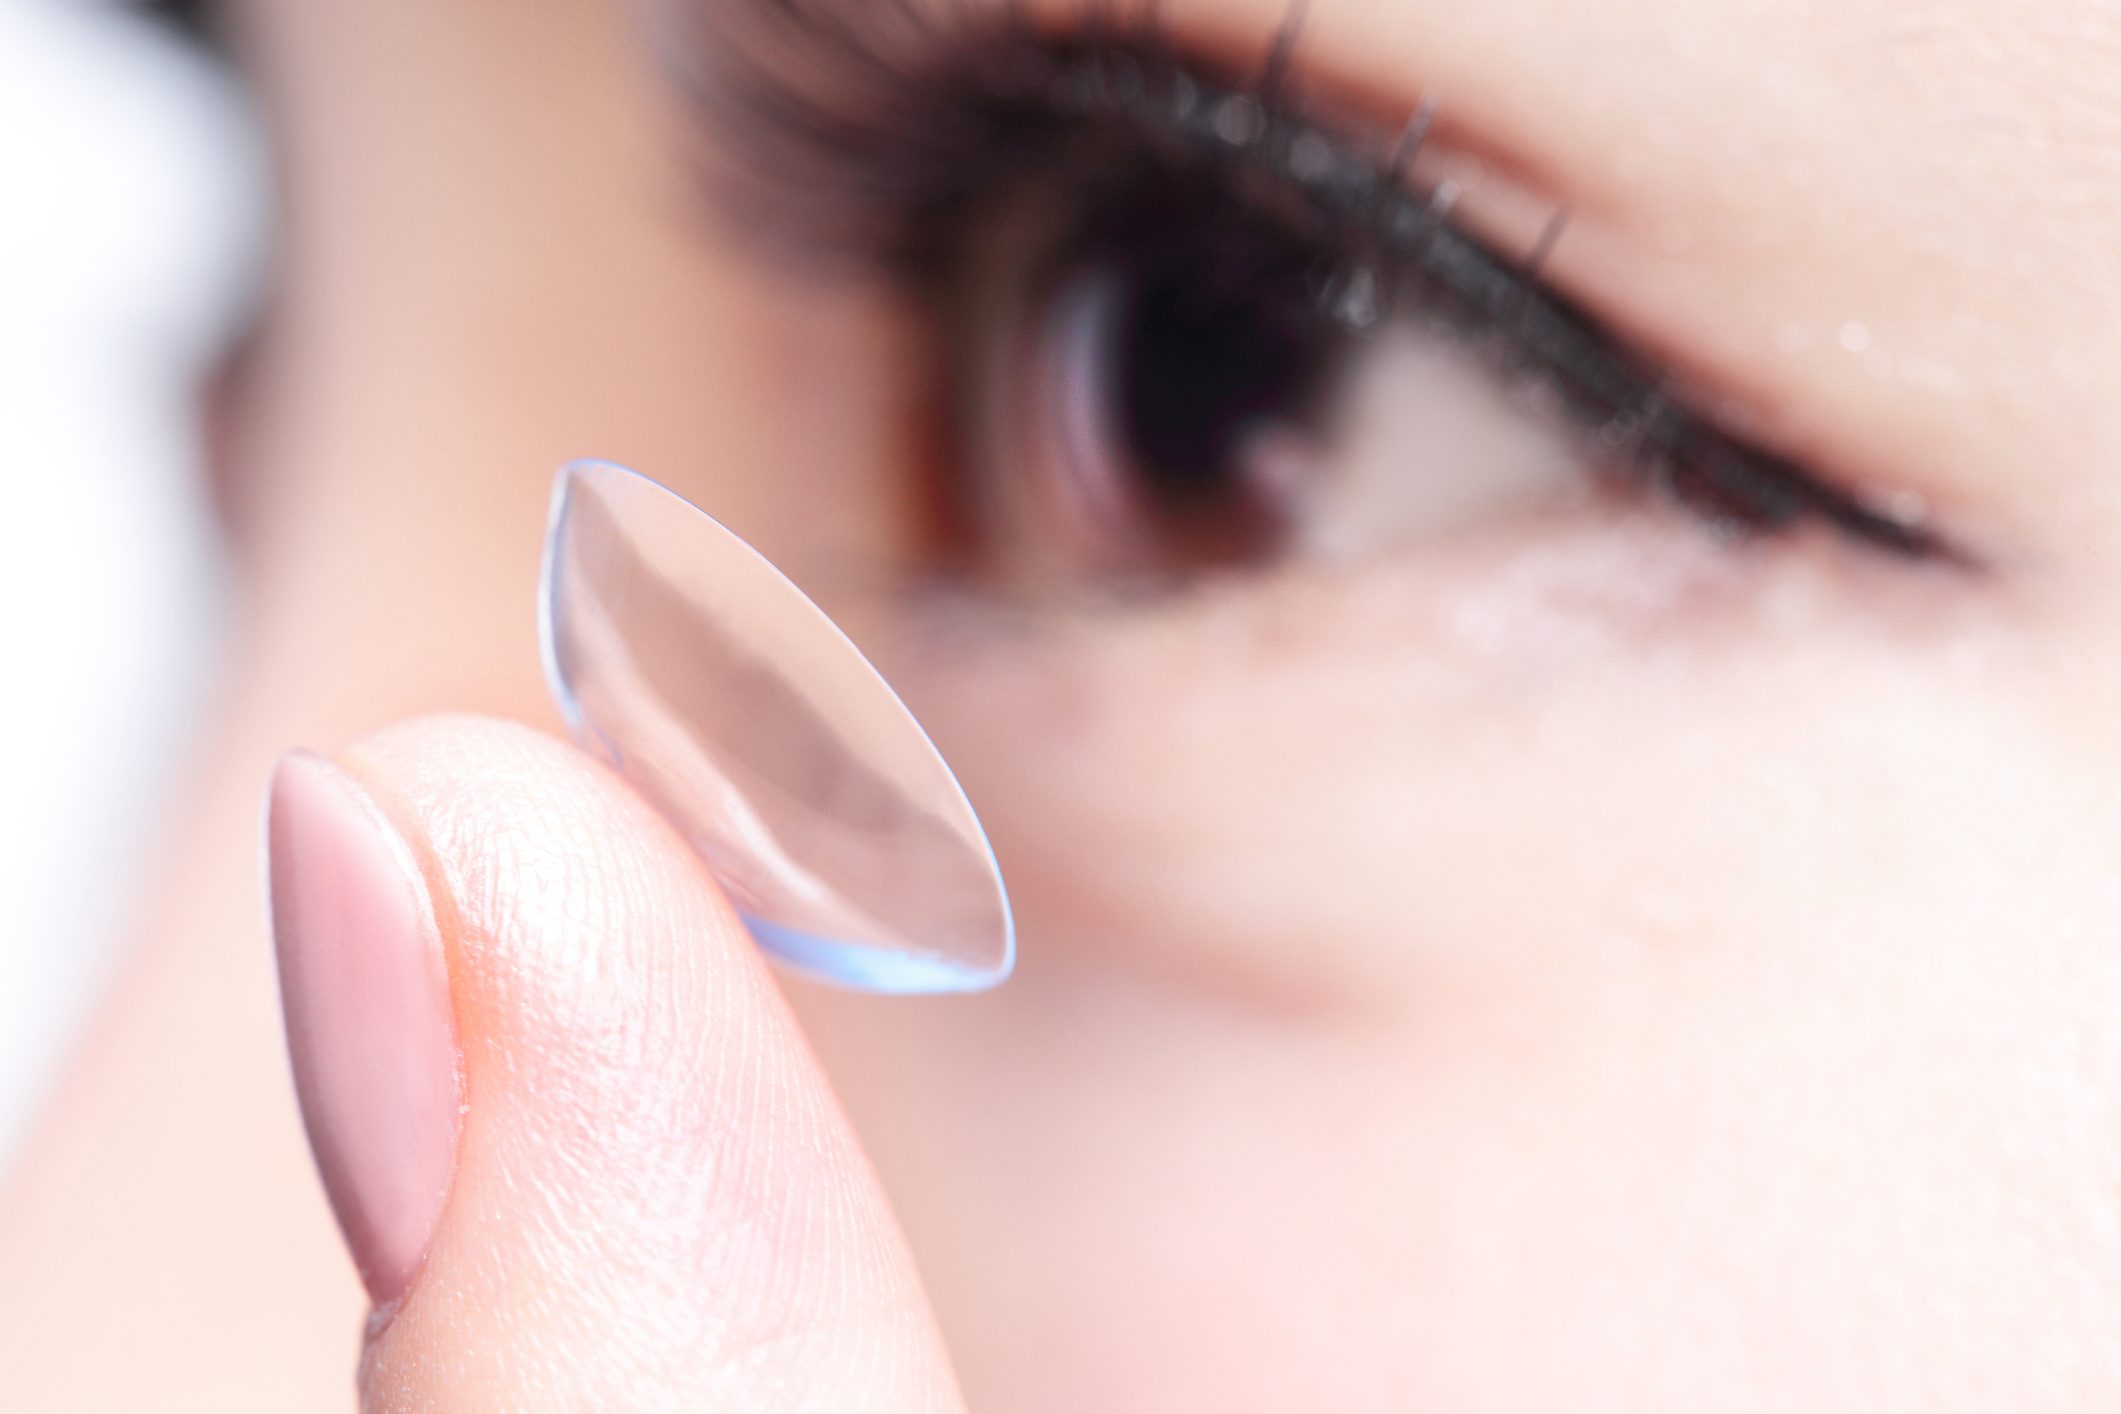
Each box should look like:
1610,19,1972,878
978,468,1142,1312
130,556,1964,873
540,461,1015,993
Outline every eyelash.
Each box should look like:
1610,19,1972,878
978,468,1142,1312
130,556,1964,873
686,2,1956,567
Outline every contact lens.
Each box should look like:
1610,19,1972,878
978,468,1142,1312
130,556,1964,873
539,461,1014,994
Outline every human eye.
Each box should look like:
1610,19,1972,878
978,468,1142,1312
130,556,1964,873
675,1,1967,607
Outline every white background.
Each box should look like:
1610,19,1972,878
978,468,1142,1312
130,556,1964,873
0,0,259,1165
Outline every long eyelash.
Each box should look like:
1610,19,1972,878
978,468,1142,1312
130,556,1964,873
676,0,1957,561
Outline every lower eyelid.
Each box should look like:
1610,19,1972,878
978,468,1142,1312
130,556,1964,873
900,504,1883,691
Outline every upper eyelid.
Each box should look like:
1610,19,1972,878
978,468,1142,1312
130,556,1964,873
677,1,1633,281
679,0,1974,566
1050,40,1967,561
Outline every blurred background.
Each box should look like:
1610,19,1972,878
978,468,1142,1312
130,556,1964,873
0,0,260,1168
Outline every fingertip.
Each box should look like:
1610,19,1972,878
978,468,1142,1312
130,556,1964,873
290,714,963,1410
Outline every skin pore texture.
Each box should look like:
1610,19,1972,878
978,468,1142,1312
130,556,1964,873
2,0,2119,1409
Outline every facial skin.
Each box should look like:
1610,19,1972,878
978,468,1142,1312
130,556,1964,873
1,0,2118,1409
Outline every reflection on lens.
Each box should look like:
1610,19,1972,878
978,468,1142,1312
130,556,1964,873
540,460,1015,994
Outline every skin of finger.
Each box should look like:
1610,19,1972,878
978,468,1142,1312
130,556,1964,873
338,715,966,1414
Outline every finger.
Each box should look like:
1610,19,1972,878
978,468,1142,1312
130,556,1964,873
264,715,967,1413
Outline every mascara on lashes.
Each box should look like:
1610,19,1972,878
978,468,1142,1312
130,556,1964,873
687,2,1957,561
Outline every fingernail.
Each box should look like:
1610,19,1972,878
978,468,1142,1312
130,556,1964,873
266,751,460,1306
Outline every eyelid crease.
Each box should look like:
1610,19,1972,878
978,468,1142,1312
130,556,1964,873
675,0,1973,568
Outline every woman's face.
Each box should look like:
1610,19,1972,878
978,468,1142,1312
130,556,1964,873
254,0,2121,1406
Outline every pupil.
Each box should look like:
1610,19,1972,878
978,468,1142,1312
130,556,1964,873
1080,176,1354,557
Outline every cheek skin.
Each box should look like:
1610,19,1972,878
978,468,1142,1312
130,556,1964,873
804,531,2121,1413
880,515,1991,1005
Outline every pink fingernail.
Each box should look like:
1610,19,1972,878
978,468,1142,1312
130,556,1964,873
266,751,460,1306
